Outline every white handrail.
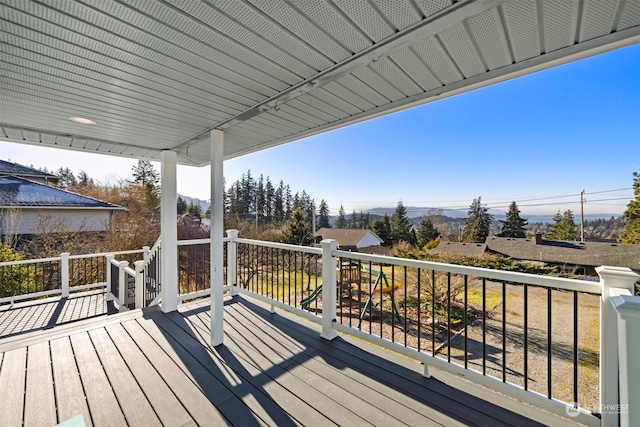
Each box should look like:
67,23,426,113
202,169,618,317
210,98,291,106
333,249,602,294
177,237,230,246
0,249,145,267
235,237,322,255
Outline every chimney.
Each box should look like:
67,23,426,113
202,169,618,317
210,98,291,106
535,233,542,245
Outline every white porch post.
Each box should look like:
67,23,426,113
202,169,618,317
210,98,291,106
611,293,640,427
210,130,225,346
160,150,178,313
321,239,338,340
597,266,638,427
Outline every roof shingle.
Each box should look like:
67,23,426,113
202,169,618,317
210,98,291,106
0,176,125,210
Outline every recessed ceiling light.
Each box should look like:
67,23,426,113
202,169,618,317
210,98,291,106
69,116,96,125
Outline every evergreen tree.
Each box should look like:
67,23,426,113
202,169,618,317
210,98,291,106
131,160,159,189
372,215,392,247
317,200,331,228
56,167,77,189
177,196,187,214
298,190,314,227
284,184,292,220
77,170,92,187
357,211,370,229
347,210,357,228
264,177,275,220
256,174,265,222
619,169,640,244
390,201,415,245
498,201,528,238
280,208,312,245
416,217,440,248
547,210,577,240
273,181,285,224
461,197,493,243
187,201,202,220
335,205,346,228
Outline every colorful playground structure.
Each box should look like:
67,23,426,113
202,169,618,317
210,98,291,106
301,260,401,327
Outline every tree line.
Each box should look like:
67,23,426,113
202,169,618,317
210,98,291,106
31,161,640,248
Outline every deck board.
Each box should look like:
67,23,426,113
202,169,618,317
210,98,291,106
156,310,321,426
0,347,26,426
120,319,230,426
104,324,194,427
221,304,485,426
88,328,161,426
70,332,127,426
0,295,584,427
221,308,450,426
0,291,111,339
138,314,276,427
24,341,57,426
222,300,536,427
50,337,92,426
183,308,401,426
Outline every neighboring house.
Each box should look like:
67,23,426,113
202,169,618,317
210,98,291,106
431,241,488,258
486,234,640,276
432,234,640,276
0,159,59,186
316,228,383,251
0,161,126,237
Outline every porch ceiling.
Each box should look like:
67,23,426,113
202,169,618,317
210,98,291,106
1,0,639,166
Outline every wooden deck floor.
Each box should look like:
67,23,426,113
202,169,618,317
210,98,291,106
0,295,580,427
0,290,112,339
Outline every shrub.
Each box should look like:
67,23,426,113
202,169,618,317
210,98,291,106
0,244,35,298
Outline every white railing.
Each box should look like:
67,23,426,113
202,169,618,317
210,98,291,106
3,233,638,427
212,232,639,427
106,255,145,312
0,248,146,305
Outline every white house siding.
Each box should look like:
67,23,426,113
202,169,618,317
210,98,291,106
357,232,383,248
3,209,111,235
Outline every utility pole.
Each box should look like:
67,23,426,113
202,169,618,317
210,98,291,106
580,189,585,242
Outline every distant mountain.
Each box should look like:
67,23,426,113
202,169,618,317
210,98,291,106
524,213,621,224
366,206,467,219
365,207,620,224
179,194,210,212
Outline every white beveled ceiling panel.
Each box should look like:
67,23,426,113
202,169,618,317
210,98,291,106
1,0,638,166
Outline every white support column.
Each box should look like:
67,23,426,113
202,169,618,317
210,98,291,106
321,239,338,340
160,150,178,313
211,130,225,346
226,229,239,296
60,252,70,298
611,294,640,427
597,266,638,427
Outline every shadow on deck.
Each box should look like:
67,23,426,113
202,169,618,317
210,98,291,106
0,295,581,426
0,290,115,339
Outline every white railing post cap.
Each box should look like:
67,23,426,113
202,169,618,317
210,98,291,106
596,265,639,279
611,294,640,318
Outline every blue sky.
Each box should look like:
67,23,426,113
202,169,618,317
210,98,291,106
2,44,638,217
